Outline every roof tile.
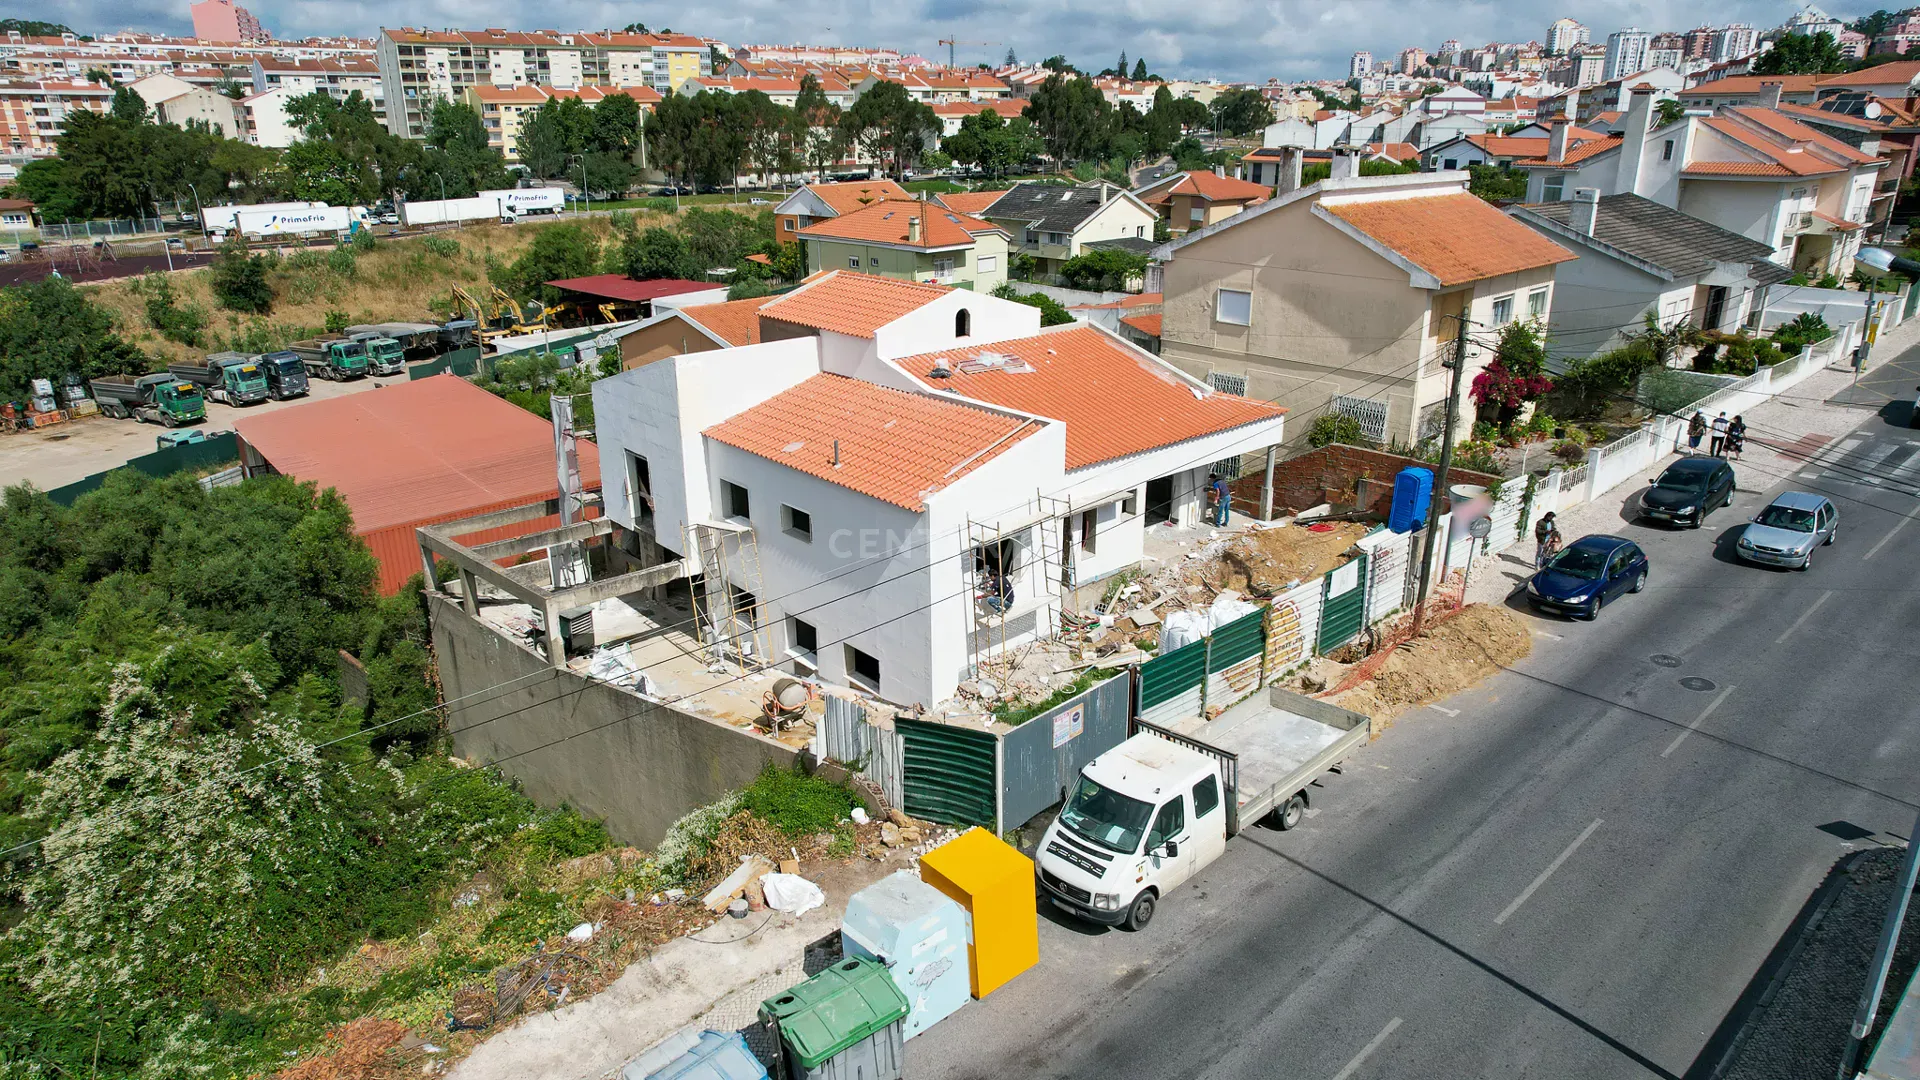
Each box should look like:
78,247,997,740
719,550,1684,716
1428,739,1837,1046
678,297,769,346
797,200,1007,248
703,374,1039,510
1322,192,1576,287
801,179,911,216
757,270,951,337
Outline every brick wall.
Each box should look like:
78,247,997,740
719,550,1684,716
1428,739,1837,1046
1227,444,1501,520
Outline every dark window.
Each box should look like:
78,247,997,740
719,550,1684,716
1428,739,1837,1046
846,645,881,690
1192,775,1220,817
790,617,818,655
1080,508,1097,553
955,308,971,337
626,451,653,522
729,585,757,615
1147,797,1185,850
721,480,750,519
1702,285,1728,330
1662,139,1674,161
782,504,812,541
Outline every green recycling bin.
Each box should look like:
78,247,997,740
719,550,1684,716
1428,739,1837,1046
758,956,908,1080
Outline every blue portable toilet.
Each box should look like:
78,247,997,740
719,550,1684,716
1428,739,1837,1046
624,1028,767,1080
840,871,971,1040
1388,467,1434,533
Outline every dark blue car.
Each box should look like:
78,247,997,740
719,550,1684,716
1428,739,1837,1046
1526,534,1648,620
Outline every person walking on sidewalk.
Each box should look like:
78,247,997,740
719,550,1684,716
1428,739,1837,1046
1207,472,1231,527
1710,412,1730,457
1688,411,1707,451
1726,415,1747,460
1534,511,1562,568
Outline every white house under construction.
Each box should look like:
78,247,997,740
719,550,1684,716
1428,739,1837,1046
590,270,1286,708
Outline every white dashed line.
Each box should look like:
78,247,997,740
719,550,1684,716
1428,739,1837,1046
1495,819,1604,925
1774,591,1834,644
1429,705,1460,716
1662,683,1737,758
1331,1017,1403,1080
1866,514,1912,562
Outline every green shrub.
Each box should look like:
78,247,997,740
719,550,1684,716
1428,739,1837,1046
209,243,274,314
351,227,376,253
323,309,349,334
1552,439,1585,463
420,235,461,259
140,272,207,347
738,764,858,837
525,806,613,859
326,247,357,277
1307,412,1370,448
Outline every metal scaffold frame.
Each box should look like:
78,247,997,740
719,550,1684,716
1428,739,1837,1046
685,520,769,671
962,492,1070,676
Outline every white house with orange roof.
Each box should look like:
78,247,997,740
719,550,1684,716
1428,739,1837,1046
773,179,911,240
798,200,1012,291
590,271,1285,706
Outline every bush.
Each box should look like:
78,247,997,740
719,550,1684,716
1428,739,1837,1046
323,309,349,334
140,272,207,347
1552,439,1586,463
1526,410,1556,436
738,764,859,837
350,227,376,253
727,275,774,301
989,283,1073,325
325,247,356,277
1307,412,1370,448
209,243,274,314
1772,311,1833,353
420,235,461,259
1058,249,1148,291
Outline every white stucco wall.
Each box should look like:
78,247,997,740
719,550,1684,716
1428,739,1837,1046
871,290,1041,361
1679,181,1792,265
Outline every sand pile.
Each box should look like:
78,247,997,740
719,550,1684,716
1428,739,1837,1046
1332,604,1530,727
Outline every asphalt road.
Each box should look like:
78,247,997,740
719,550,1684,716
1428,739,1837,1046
910,403,1920,1077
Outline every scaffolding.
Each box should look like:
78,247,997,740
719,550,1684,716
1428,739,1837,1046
961,493,1070,677
685,520,769,670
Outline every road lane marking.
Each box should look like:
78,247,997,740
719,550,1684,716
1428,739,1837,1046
1661,683,1737,758
1865,514,1912,561
1533,630,1562,640
1331,1017,1403,1080
1429,705,1460,716
1495,819,1603,926
1774,591,1834,644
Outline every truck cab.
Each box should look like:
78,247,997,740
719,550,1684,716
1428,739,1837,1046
261,351,309,399
350,334,406,375
217,357,269,404
1037,735,1230,931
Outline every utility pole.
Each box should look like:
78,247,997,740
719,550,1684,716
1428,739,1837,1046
1411,312,1474,635
1837,808,1920,1080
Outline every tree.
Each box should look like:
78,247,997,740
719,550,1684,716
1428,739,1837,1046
0,277,145,399
1655,98,1686,127
1752,31,1847,75
943,108,1043,177
793,74,844,178
1467,164,1528,203
1131,58,1148,81
622,20,649,32
590,91,644,154
109,85,148,124
1212,88,1274,137
1004,47,1018,66
1469,321,1553,428
1851,10,1898,38
991,283,1074,325
1024,74,1114,162
208,240,274,313
623,226,697,280
423,98,512,195
1117,51,1128,78
1058,249,1148,290
501,223,600,300
841,79,939,179
1041,55,1074,73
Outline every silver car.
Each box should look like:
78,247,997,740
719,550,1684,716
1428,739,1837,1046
1736,491,1837,570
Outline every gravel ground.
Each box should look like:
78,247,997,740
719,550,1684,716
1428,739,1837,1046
1717,846,1920,1080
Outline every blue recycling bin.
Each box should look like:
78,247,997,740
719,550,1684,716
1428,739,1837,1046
1389,467,1434,533
840,871,971,1040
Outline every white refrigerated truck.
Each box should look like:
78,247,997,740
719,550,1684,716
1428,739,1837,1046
1035,684,1370,931
484,187,565,216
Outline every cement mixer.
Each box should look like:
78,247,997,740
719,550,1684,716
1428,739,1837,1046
760,678,815,732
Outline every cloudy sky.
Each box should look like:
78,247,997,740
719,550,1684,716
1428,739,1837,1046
47,0,1832,82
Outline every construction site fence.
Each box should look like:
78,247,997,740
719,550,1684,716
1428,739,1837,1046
21,218,169,243
819,694,905,810
407,347,488,380
43,431,239,506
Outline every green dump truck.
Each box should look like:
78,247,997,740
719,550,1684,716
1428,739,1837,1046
169,353,271,406
344,332,406,375
89,373,207,427
289,336,370,381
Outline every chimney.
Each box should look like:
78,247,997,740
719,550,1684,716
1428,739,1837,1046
1759,80,1783,110
1330,147,1360,180
1274,145,1304,195
1615,87,1655,196
1548,117,1571,162
907,211,921,243
1213,163,1225,177
1568,187,1600,235
1561,86,1580,120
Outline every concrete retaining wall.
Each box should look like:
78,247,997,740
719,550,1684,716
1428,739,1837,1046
429,593,796,847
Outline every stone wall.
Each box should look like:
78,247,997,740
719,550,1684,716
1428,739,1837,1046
428,592,796,847
1229,444,1501,520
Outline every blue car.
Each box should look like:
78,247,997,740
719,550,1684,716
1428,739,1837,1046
1526,534,1648,620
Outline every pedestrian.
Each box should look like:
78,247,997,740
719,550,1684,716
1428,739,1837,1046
1534,511,1561,568
1688,411,1706,451
1726,415,1746,460
1710,412,1730,457
1207,472,1231,527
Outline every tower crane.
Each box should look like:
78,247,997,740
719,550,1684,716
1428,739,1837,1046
937,38,1001,68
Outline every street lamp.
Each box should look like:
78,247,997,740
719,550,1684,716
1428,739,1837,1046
184,181,207,247
571,155,590,216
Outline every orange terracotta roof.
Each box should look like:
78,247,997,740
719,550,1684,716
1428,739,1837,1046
1727,107,1882,165
678,297,770,346
1818,61,1920,88
1682,160,1796,176
802,179,911,215
934,190,1005,215
1368,141,1420,161
758,270,950,337
1811,210,1866,231
1321,193,1576,287
1699,116,1849,176
1679,74,1823,97
1119,312,1162,336
704,374,1040,510
797,200,1007,248
900,325,1283,470
1510,134,1624,167
930,100,1026,117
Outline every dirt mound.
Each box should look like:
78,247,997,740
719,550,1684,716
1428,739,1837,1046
1210,521,1369,595
1333,604,1530,725
276,1018,414,1080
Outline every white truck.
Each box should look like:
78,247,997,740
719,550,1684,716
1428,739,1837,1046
400,195,511,227
1036,685,1370,931
483,187,566,216
233,204,356,238
202,201,324,235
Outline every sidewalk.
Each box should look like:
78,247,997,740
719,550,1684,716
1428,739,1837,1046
1464,316,1920,607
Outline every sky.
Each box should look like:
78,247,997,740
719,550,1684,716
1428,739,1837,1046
41,0,1849,83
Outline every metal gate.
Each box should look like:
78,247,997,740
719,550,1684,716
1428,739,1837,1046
1317,553,1369,653
819,696,904,810
1138,636,1207,726
895,717,998,828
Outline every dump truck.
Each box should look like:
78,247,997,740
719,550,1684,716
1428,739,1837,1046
346,322,441,361
258,350,309,400
438,319,477,351
344,332,406,375
89,373,207,427
1035,684,1371,931
168,353,271,406
288,336,370,381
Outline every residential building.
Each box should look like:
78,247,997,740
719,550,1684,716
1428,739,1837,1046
1786,6,1845,41
126,72,244,139
1549,19,1592,56
1132,169,1274,236
1513,88,1888,277
1399,48,1428,73
931,99,1024,138
1422,125,1616,171
615,296,770,369
190,0,267,45
1678,74,1824,108
250,55,381,100
1509,191,1793,359
1568,45,1608,86
1350,51,1373,79
0,78,112,158
798,200,1012,290
1713,25,1760,62
1605,28,1651,81
1683,27,1718,61
465,83,658,160
1777,92,1920,188
773,179,912,240
1648,33,1687,72
240,85,301,146
968,181,1160,278
0,198,35,228
588,269,1285,706
1152,162,1574,449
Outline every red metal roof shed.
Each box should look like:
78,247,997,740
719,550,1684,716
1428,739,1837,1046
233,374,600,594
544,275,720,302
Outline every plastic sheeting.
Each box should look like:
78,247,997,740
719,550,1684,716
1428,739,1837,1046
762,873,826,916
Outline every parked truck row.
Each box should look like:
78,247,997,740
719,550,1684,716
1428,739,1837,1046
167,353,270,406
89,374,207,427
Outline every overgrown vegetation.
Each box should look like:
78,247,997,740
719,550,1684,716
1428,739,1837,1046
993,670,1104,726
1771,311,1834,353
991,282,1075,325
1058,249,1149,291
1470,321,1553,432
1307,412,1371,448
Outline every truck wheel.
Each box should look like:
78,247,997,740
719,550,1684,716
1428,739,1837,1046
1276,794,1307,831
1123,890,1156,931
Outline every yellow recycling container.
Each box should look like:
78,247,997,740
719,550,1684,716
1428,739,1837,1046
917,827,1038,999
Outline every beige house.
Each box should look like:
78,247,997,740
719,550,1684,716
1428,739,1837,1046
1132,169,1274,237
1154,165,1576,449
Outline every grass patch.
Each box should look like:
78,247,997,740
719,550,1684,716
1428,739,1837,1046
738,764,859,836
993,669,1105,726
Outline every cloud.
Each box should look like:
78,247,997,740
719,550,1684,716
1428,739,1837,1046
75,0,1798,83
